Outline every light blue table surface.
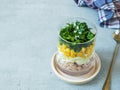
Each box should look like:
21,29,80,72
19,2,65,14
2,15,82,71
0,0,120,90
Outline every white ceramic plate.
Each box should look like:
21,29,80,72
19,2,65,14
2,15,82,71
51,52,101,84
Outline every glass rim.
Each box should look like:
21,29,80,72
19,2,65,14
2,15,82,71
58,18,97,44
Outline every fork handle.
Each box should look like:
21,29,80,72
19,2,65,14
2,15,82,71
102,43,119,90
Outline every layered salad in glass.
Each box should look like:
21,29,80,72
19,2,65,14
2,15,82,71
56,19,97,76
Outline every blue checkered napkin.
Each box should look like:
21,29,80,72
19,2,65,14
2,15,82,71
74,0,120,28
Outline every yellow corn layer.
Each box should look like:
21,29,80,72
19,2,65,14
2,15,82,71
58,44,94,59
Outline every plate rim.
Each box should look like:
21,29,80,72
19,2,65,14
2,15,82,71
51,52,101,84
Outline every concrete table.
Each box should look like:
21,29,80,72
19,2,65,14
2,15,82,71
0,0,119,90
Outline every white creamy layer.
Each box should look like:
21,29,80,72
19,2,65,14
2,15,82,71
56,52,92,65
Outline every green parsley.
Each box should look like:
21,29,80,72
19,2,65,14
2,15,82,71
60,21,95,43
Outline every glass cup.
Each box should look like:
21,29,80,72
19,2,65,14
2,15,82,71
56,18,97,76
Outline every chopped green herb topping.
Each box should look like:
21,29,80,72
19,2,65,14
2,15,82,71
60,21,95,43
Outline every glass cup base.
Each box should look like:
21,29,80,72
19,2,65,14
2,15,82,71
56,53,96,76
